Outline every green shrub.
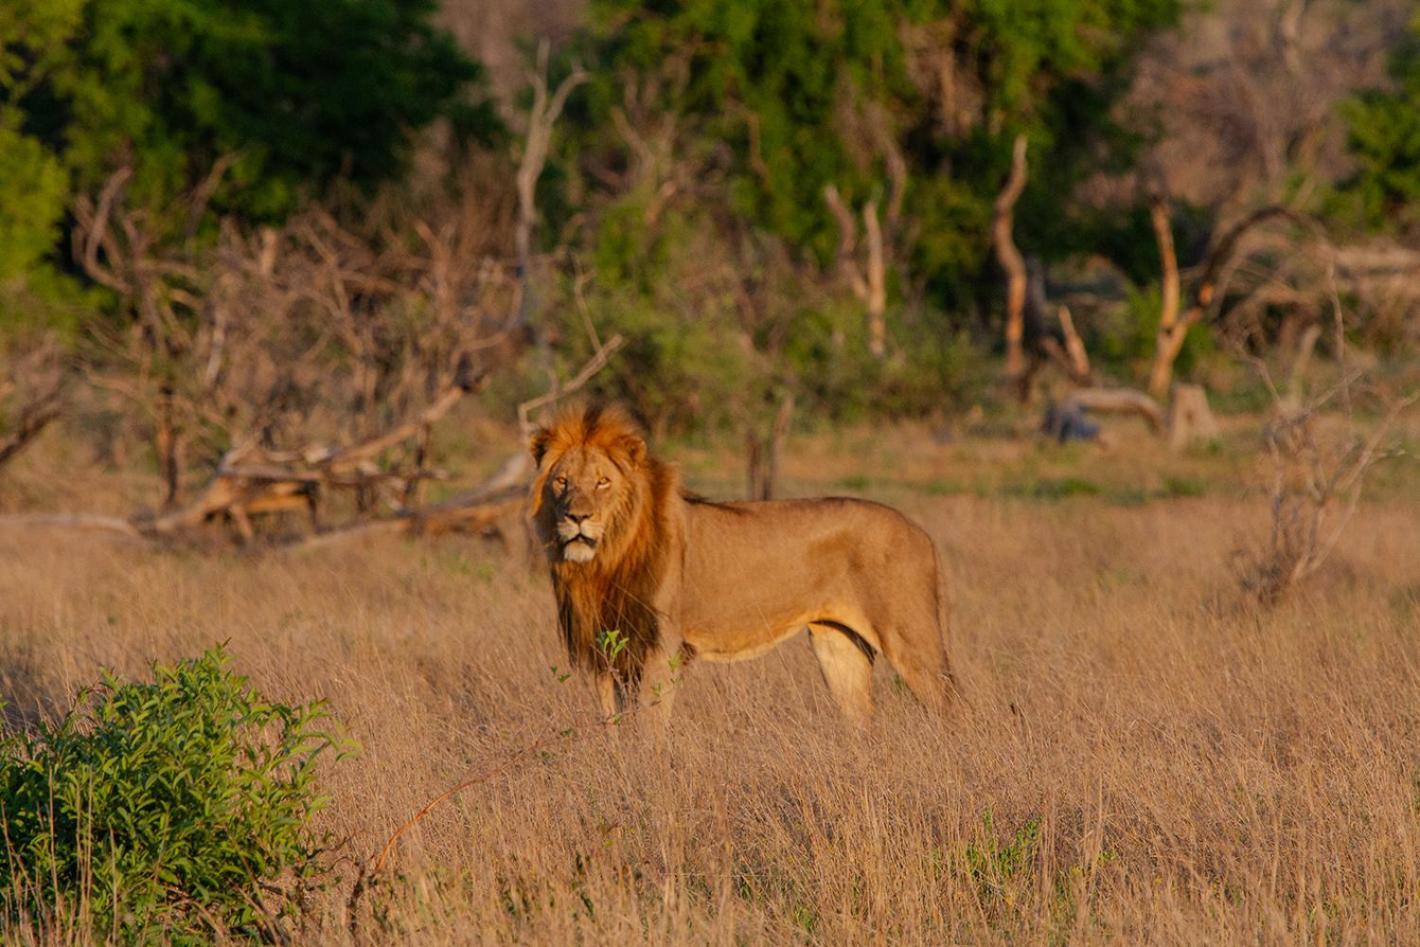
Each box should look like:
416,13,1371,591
0,647,347,943
965,811,1041,906
1334,13,1420,236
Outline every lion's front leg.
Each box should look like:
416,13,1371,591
594,669,627,723
637,641,690,743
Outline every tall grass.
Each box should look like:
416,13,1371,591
1,424,1418,943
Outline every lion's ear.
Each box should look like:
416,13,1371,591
616,432,646,467
529,427,554,466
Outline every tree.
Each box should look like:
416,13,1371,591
558,0,1180,371
1338,13,1420,236
9,0,498,230
0,0,81,281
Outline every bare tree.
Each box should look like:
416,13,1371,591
1146,197,1182,398
823,186,887,358
1235,270,1417,605
0,340,65,472
992,134,1029,397
1240,383,1416,605
514,39,587,338
745,391,795,501
1147,202,1311,399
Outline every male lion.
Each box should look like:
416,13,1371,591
529,404,955,726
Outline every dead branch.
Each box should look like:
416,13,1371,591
1061,387,1166,433
517,333,626,436
1150,205,1314,398
0,513,144,538
73,167,135,295
1284,322,1323,409
823,185,887,357
144,372,485,540
1147,198,1183,398
993,134,1029,394
0,342,66,470
1038,305,1093,388
515,40,589,334
862,201,886,358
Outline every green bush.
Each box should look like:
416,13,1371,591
1335,13,1420,236
3,0,496,229
561,0,1182,311
0,648,347,943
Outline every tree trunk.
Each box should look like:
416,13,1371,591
992,135,1029,395
1167,384,1219,450
746,392,795,501
863,200,886,358
1147,198,1184,399
155,384,182,510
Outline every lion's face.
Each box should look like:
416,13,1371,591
530,406,651,566
541,447,632,563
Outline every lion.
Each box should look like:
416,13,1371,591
528,404,955,726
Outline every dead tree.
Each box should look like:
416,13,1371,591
1235,272,1417,605
745,391,795,500
0,342,65,471
1147,197,1183,399
294,333,626,553
1240,380,1416,605
515,40,588,339
823,185,888,357
1146,202,1310,398
74,160,525,520
72,165,204,507
992,134,1029,397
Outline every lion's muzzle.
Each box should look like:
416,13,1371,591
556,514,603,562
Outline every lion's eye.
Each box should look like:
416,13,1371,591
553,476,567,489
595,478,611,490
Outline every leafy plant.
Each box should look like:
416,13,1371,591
596,629,630,664
1336,12,1420,236
0,647,348,943
965,811,1041,907
561,0,1181,309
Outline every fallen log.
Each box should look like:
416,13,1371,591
289,467,530,552
1060,387,1166,434
0,512,144,538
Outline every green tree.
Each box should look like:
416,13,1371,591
564,0,1177,298
7,0,498,231
0,0,81,280
546,0,1179,427
1338,13,1420,235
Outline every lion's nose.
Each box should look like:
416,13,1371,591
564,511,590,524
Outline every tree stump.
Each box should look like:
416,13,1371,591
1168,384,1219,450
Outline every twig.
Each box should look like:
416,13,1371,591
1325,253,1351,417
517,334,625,436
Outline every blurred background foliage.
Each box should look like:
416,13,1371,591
1,0,1417,440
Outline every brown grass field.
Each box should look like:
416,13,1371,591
2,415,1419,944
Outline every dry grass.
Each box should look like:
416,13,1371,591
2,419,1419,944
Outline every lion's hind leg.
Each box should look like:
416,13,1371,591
876,617,953,715
808,622,875,725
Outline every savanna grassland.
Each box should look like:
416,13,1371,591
3,414,1419,945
